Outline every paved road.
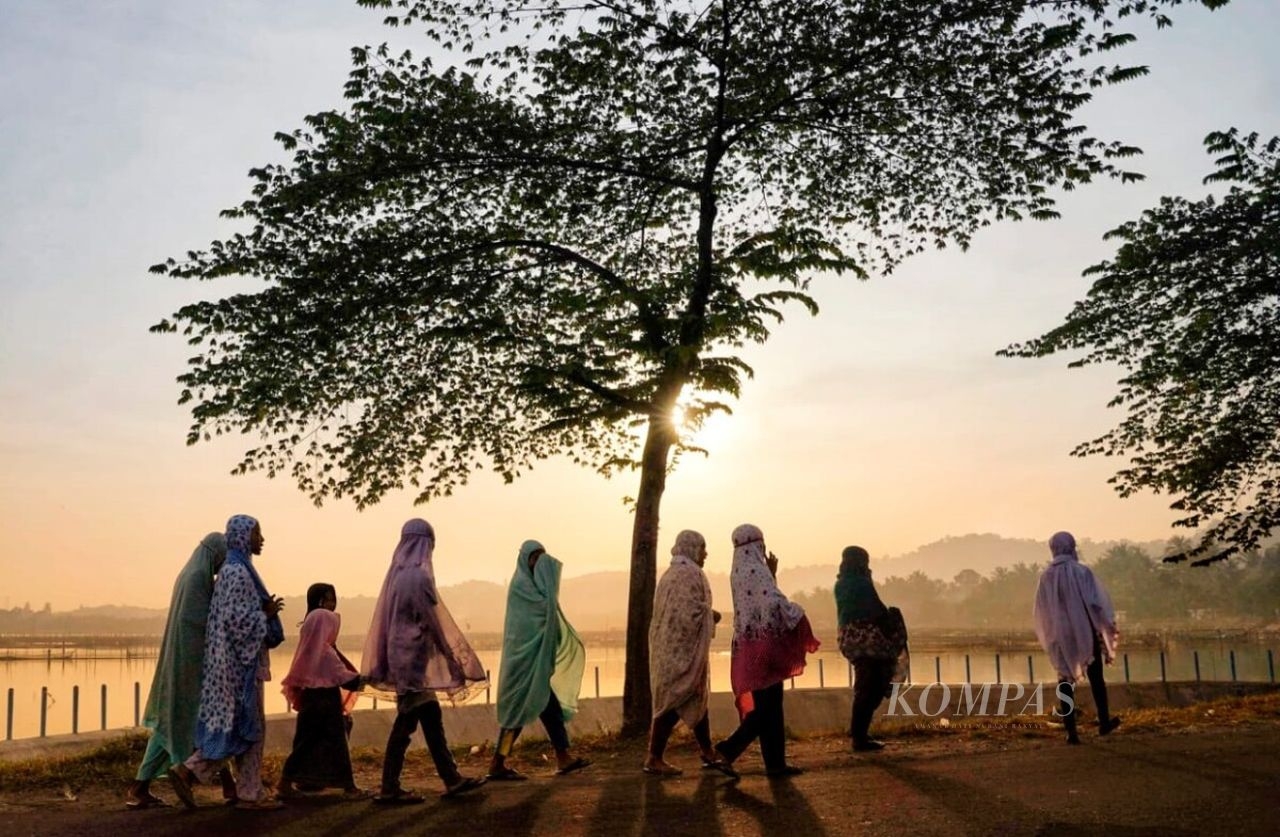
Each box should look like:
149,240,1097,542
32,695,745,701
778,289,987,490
2,724,1278,835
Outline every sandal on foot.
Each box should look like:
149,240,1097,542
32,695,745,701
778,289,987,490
275,782,302,800
486,766,528,781
555,757,591,776
441,776,487,798
167,765,197,810
218,767,237,802
125,792,169,810
642,763,682,777
236,797,285,810
373,789,425,805
701,759,739,779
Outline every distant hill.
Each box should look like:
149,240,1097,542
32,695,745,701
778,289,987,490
2,534,1178,635
871,533,1170,584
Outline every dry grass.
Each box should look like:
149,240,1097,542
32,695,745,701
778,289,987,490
860,690,1280,743
0,732,150,793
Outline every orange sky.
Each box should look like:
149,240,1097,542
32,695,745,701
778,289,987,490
2,1,1277,609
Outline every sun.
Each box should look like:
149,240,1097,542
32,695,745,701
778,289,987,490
671,397,735,452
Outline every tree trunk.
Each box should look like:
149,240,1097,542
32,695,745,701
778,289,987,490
620,414,675,736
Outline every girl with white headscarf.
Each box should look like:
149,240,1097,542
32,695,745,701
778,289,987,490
363,519,488,802
714,524,819,777
1033,531,1121,744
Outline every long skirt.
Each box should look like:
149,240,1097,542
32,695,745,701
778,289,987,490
281,687,354,789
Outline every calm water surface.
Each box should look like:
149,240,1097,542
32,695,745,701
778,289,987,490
3,639,1274,741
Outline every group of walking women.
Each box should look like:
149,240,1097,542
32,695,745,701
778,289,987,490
125,514,593,809
125,513,1119,810
644,525,1119,770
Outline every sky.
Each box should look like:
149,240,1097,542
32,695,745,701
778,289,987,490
1,1,1278,610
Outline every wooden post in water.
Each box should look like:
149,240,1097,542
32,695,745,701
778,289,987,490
995,654,1001,684
1194,651,1201,682
594,666,600,699
1027,655,1034,683
40,686,47,738
1160,651,1166,682
848,662,853,688
1229,650,1237,681
818,658,825,688
935,657,941,684
486,669,491,705
1269,650,1275,684
964,655,971,684
72,685,79,734
5,688,12,740
133,681,140,726
101,684,107,731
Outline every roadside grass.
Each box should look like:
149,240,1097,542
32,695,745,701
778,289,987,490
0,732,149,794
3,692,1277,794
864,689,1280,742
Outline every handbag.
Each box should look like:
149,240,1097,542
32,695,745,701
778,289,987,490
839,606,908,661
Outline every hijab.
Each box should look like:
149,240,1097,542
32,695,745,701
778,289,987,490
496,540,586,728
361,519,487,699
1033,531,1120,681
835,545,887,625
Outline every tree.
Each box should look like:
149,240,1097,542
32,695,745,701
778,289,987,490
151,0,1225,733
1003,128,1278,566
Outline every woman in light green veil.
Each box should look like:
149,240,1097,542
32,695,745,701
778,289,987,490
487,540,590,780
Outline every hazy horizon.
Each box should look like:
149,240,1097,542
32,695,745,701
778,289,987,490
5,530,1177,612
3,2,1278,610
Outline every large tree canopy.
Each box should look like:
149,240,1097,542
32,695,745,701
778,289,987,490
152,0,1226,731
1002,128,1278,565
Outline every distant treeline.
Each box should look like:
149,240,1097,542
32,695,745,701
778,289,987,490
792,544,1280,632
6,539,1279,638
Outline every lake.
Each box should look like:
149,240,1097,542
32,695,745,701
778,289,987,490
3,636,1275,741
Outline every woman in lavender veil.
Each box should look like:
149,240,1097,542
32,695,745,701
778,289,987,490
1033,531,1121,744
362,519,488,802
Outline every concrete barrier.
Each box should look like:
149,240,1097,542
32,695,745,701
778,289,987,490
3,681,1276,763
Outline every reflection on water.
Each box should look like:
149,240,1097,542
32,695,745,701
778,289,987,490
1,642,1275,741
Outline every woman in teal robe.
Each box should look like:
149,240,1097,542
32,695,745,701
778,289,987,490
487,540,590,779
125,532,226,809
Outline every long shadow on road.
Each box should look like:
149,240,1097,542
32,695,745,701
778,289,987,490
718,776,826,837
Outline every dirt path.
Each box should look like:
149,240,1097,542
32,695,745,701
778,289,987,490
2,723,1278,836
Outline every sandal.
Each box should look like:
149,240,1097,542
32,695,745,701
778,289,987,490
441,776,487,798
555,757,592,776
167,765,197,810
485,766,528,781
642,763,682,777
125,791,170,810
218,767,238,802
373,789,425,805
276,781,302,800
700,758,739,779
236,797,285,810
